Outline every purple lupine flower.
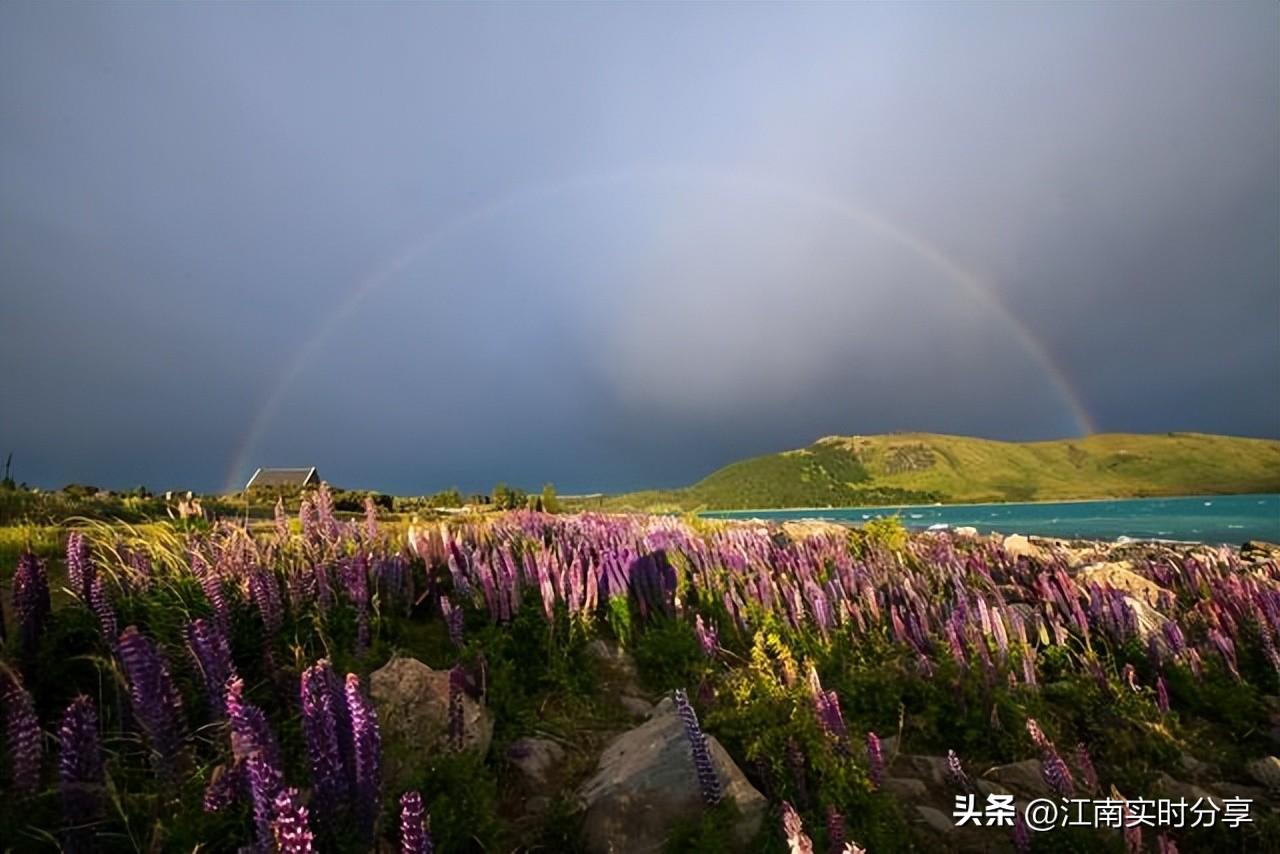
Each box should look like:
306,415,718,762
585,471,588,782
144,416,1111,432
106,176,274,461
946,749,969,789
820,691,848,744
346,672,382,838
1124,802,1143,852
1123,662,1139,692
300,493,320,544
203,761,244,813
201,569,229,630
186,618,237,716
1156,833,1179,854
825,806,845,854
1161,621,1187,656
59,696,103,836
673,688,722,805
274,497,289,541
781,801,814,854
1041,748,1075,797
865,731,884,788
88,573,117,646
1074,742,1099,793
66,531,93,600
117,626,186,775
14,551,51,656
400,790,433,854
1012,812,1031,853
314,483,340,542
250,568,283,635
440,596,465,649
1208,628,1241,680
300,660,350,827
365,496,379,543
1025,717,1049,750
3,673,42,794
1156,675,1170,715
272,787,315,854
448,666,466,750
226,677,284,851
695,614,718,656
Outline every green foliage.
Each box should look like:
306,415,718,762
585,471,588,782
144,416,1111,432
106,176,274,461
491,482,528,511
596,432,1280,511
605,595,632,648
632,616,705,693
859,515,908,552
541,483,563,514
395,751,502,852
663,798,757,853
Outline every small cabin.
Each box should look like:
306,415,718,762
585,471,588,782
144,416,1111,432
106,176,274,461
245,467,321,491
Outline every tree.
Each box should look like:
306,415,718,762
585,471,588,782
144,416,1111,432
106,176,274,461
541,483,561,514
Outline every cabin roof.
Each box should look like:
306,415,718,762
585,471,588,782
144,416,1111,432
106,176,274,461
245,467,319,489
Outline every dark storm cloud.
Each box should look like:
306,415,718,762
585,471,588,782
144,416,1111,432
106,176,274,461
1,2,1276,494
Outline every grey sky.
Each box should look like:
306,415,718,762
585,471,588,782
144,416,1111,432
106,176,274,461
2,2,1276,494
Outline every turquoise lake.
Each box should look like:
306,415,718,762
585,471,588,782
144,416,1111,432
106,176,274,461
704,493,1280,544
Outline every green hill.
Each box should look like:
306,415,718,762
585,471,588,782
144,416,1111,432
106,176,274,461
585,432,1280,512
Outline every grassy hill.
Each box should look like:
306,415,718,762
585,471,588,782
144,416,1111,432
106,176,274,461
581,432,1280,512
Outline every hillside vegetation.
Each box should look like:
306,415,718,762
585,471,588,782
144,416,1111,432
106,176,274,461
584,432,1280,512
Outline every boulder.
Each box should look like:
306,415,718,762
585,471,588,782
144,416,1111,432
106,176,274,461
884,777,929,800
1152,772,1220,807
1077,561,1169,606
975,779,1012,799
369,656,494,785
893,754,950,788
577,705,766,853
952,527,979,538
507,737,566,787
782,520,850,541
1002,534,1048,562
913,805,956,835
619,695,653,719
1208,781,1268,802
1242,542,1280,563
587,639,639,679
1246,757,1280,793
982,759,1051,798
1125,595,1170,645
1179,753,1216,781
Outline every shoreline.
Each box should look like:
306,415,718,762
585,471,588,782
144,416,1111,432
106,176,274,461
698,491,1279,516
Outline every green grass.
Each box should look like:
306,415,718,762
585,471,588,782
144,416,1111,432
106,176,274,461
583,431,1280,512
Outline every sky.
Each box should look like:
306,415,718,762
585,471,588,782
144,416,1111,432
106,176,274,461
1,2,1277,495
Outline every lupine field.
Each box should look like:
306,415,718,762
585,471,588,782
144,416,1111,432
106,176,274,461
1,486,1279,852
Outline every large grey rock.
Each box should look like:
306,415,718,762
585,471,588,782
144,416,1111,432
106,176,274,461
914,805,956,835
1003,534,1048,562
1077,561,1169,606
884,777,929,800
1152,772,1221,807
369,656,494,785
1242,542,1280,564
508,737,566,786
587,639,639,680
982,759,1051,798
1246,757,1280,793
1125,595,1170,644
577,706,766,853
619,695,653,719
893,754,950,788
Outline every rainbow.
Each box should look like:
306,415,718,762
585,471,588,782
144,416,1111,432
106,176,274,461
224,167,1095,492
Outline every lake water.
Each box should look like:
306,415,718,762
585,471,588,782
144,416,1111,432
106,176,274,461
704,493,1280,544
